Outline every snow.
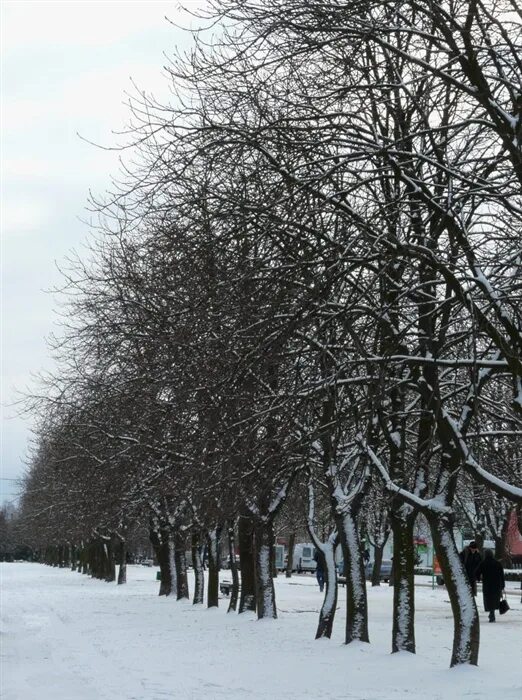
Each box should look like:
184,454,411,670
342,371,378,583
438,525,476,660
2,563,522,700
395,576,412,649
341,512,367,637
257,543,275,618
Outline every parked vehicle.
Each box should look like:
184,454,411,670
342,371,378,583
365,559,393,582
293,543,317,573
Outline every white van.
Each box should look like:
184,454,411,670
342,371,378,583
293,543,317,573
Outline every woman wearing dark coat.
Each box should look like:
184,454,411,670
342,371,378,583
474,549,505,622
459,541,482,595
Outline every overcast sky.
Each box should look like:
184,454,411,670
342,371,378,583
1,1,205,505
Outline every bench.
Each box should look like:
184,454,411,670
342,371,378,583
220,580,240,596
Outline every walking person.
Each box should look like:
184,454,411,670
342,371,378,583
474,549,505,622
314,550,325,592
459,541,482,595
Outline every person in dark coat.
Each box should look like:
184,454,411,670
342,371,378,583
459,541,482,596
474,549,505,622
313,550,325,592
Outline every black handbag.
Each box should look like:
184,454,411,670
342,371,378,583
499,594,510,615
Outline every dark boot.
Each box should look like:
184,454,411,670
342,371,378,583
488,611,495,622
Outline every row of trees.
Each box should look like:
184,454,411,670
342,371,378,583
17,0,522,669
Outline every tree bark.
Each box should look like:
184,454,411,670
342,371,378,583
337,510,369,643
104,539,116,583
150,527,172,596
80,542,88,575
428,513,480,667
285,531,296,578
495,517,512,566
206,527,220,608
315,541,338,639
390,507,416,653
227,522,239,612
371,543,385,587
192,532,204,604
168,532,178,597
117,538,127,585
175,533,189,600
238,515,257,613
254,520,277,619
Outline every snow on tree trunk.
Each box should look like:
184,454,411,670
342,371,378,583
175,533,189,600
80,542,88,575
227,522,239,613
238,515,257,613
315,541,338,639
192,533,204,605
337,511,369,643
285,532,295,578
428,514,480,667
390,508,416,653
254,521,277,619
206,528,220,608
494,516,511,566
117,539,127,585
168,535,177,597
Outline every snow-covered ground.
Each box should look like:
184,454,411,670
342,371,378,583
1,563,521,700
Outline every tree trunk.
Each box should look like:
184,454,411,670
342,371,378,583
495,517,512,567
192,532,204,604
428,513,480,667
315,541,338,639
150,528,172,596
254,520,277,619
168,532,178,596
117,539,127,585
80,542,88,575
89,540,101,579
227,522,239,613
104,540,116,582
206,527,220,608
371,543,385,587
285,532,296,578
389,508,416,653
238,515,257,613
175,533,189,600
337,510,369,643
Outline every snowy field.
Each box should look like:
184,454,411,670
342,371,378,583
1,563,521,700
